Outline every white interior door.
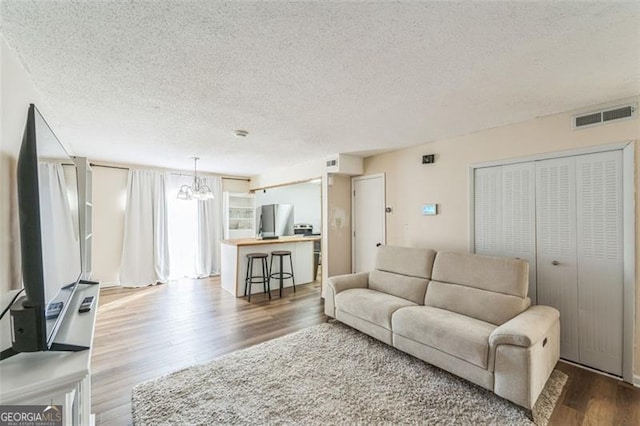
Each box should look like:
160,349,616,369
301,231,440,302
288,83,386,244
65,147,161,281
501,163,537,302
575,151,624,375
352,174,385,273
536,157,579,363
474,148,626,377
474,167,503,255
474,163,537,302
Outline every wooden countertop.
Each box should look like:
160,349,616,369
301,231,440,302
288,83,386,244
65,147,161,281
223,235,321,246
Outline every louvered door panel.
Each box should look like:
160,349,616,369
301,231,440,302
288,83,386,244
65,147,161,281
576,151,623,375
501,162,537,302
536,157,579,362
474,164,536,301
474,167,502,255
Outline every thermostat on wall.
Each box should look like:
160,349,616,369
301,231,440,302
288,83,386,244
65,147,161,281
422,204,437,215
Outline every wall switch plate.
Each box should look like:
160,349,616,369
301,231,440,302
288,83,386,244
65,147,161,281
422,203,437,215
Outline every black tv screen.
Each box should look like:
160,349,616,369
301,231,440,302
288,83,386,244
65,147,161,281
12,104,82,352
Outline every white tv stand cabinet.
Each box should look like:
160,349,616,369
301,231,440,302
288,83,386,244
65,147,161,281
0,283,99,425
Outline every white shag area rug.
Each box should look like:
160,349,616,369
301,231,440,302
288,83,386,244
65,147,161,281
132,322,566,425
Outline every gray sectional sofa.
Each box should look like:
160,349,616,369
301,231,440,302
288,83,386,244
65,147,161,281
325,245,560,410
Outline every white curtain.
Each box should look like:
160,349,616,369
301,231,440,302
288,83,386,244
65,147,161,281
166,174,223,279
196,176,223,277
38,163,82,301
120,170,169,287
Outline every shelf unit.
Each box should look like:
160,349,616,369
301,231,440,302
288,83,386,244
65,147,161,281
223,192,256,239
73,157,93,279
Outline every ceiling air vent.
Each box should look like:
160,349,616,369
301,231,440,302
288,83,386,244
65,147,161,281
573,103,637,129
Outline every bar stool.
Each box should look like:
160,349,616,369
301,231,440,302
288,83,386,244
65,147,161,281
269,250,295,297
244,252,270,302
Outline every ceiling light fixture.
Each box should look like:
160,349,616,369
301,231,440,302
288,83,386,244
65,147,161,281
176,157,214,201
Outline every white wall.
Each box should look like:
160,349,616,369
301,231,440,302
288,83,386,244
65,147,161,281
249,158,323,190
222,178,250,193
321,174,352,288
364,97,638,251
0,36,46,295
362,96,640,374
254,182,322,232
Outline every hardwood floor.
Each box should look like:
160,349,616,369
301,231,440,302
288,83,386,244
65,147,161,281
91,278,639,425
552,362,640,425
92,278,326,425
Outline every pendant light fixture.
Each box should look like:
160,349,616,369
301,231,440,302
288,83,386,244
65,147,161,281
176,157,214,200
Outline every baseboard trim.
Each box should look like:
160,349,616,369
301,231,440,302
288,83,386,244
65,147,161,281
634,375,640,388
99,282,120,289
559,359,623,382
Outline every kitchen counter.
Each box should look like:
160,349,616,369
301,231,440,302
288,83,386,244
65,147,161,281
221,236,320,297
223,235,321,246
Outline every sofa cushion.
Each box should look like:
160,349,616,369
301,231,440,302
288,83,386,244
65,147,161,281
392,306,496,369
431,251,528,297
369,270,429,304
375,245,436,279
425,281,530,326
335,288,417,330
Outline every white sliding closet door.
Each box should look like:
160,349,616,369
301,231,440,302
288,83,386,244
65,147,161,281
501,163,537,302
474,167,502,255
475,149,625,376
474,163,537,301
575,151,623,375
536,157,579,363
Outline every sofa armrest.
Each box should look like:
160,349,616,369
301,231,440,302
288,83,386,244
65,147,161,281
491,305,560,409
327,272,369,294
490,305,560,348
324,272,369,318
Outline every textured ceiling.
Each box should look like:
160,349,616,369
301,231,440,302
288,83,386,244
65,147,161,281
1,1,639,176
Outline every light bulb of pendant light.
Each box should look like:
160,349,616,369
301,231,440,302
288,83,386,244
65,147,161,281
177,184,193,200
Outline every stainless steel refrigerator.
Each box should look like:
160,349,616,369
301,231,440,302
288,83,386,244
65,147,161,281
256,204,294,237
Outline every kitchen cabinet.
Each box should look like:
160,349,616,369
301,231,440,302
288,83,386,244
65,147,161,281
223,192,256,239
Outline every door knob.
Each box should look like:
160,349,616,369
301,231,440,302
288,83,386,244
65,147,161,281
552,260,560,266
376,243,382,247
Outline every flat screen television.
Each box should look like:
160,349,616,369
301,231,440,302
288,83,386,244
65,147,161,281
2,104,83,358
